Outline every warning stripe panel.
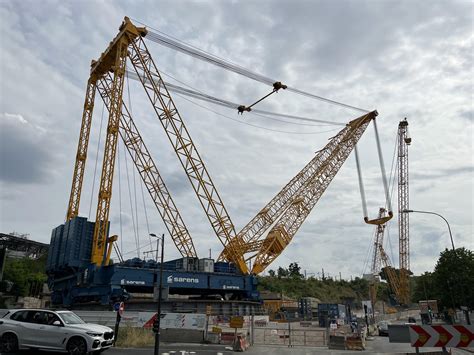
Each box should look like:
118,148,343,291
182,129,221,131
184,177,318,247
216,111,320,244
409,325,474,348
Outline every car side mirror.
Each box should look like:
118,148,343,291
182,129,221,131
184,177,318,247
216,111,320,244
53,320,62,326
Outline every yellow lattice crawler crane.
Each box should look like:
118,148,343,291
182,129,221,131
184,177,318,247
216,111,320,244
65,17,386,276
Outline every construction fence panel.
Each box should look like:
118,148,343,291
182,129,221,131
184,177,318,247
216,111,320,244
253,322,327,347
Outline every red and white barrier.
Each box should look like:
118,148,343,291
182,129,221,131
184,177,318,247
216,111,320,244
409,324,474,348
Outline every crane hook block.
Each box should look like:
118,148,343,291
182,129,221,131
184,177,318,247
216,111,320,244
272,81,287,92
237,105,252,115
364,211,393,225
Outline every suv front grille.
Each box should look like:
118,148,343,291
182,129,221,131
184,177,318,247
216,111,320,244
104,331,114,340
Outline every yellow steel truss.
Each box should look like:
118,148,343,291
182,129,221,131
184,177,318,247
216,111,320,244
96,74,197,258
126,36,247,273
250,112,377,273
66,78,97,221
379,245,402,302
67,17,382,274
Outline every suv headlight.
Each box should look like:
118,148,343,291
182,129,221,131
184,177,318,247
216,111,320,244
86,332,103,337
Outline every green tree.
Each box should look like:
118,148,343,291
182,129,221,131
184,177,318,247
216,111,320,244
432,248,474,309
288,262,303,279
2,255,47,297
268,269,276,277
277,266,288,278
411,272,437,303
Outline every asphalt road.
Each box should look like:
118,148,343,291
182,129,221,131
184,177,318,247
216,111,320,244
3,337,471,354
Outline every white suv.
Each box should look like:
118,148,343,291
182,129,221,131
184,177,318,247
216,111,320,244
0,309,114,354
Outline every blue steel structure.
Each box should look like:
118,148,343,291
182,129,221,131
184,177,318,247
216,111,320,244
47,217,259,306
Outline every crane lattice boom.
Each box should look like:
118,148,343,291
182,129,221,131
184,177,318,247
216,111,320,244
96,74,197,258
125,34,247,273
220,111,378,267
371,207,387,274
66,17,383,274
250,111,377,273
379,244,402,301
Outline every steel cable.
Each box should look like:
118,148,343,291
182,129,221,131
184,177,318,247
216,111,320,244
137,25,371,114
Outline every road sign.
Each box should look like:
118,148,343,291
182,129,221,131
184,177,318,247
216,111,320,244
118,302,125,316
230,316,244,328
113,302,120,311
206,305,212,316
409,324,474,348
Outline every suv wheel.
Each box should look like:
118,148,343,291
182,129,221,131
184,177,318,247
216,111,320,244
1,333,19,353
67,337,87,355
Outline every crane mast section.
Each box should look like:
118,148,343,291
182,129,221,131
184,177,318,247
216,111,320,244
251,114,376,273
96,75,197,258
221,111,377,261
398,119,410,305
91,42,128,265
379,245,402,301
126,36,247,273
371,207,387,274
88,18,147,265
66,79,97,221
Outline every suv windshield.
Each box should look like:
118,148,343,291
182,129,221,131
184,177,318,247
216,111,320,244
58,312,85,325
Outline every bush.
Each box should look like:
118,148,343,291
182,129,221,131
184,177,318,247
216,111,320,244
115,325,155,347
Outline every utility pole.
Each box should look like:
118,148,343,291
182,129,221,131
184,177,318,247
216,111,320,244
153,234,165,355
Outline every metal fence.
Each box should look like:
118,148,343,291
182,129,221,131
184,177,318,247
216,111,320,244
253,326,327,347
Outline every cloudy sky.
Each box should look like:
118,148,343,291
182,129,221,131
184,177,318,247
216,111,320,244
0,0,472,280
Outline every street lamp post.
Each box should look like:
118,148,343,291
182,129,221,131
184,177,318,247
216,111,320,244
403,209,471,324
150,233,165,355
402,209,455,251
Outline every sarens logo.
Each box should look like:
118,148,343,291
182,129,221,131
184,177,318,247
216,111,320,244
120,279,146,285
166,275,199,284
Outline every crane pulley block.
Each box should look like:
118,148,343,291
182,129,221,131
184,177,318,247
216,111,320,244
237,81,287,115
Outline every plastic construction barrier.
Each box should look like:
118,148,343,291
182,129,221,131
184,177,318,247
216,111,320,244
233,334,250,352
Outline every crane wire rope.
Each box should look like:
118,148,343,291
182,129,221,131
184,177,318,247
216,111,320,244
140,175,152,247
362,128,400,275
121,239,156,258
126,69,143,258
130,18,370,114
123,137,140,257
385,132,400,264
354,120,393,223
173,91,341,135
132,144,141,258
117,138,124,256
373,120,392,213
88,102,106,219
127,69,345,127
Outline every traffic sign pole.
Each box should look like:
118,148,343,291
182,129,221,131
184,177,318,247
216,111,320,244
113,302,124,346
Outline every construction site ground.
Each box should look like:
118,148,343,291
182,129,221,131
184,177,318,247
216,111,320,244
5,337,471,355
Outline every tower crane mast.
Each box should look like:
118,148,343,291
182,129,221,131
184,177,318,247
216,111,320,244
398,118,411,304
